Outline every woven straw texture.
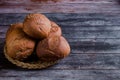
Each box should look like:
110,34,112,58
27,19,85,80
4,45,57,69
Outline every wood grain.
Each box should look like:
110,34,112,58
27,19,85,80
2,26,120,39
0,0,120,13
0,70,120,80
0,13,120,25
0,13,120,79
1,46,120,70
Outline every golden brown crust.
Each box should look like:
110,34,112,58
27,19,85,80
54,36,71,57
48,21,62,38
23,13,51,39
6,23,36,61
36,36,70,62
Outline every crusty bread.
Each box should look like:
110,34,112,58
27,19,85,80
23,13,51,39
36,36,70,62
6,23,36,61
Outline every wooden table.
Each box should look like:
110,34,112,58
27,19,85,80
0,0,120,80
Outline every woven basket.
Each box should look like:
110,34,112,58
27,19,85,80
4,45,57,69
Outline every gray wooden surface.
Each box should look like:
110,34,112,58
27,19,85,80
0,13,120,80
0,0,120,13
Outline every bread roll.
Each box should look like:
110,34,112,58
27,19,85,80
48,21,62,37
36,36,70,62
6,23,36,61
23,13,51,39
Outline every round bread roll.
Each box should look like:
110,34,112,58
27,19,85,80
36,36,70,62
23,13,51,39
5,23,36,61
48,21,62,37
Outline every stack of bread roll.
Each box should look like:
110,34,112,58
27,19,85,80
4,13,70,69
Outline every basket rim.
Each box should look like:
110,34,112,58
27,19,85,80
4,45,57,69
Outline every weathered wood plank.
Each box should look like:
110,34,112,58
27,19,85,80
1,33,120,54
63,30,120,39
1,37,120,70
2,28,120,39
0,0,120,13
0,14,120,40
1,26,120,53
0,13,120,26
1,26,120,39
2,25,120,32
1,0,119,4
53,53,120,70
70,38,120,54
1,46,120,70
0,70,120,80
1,33,120,70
